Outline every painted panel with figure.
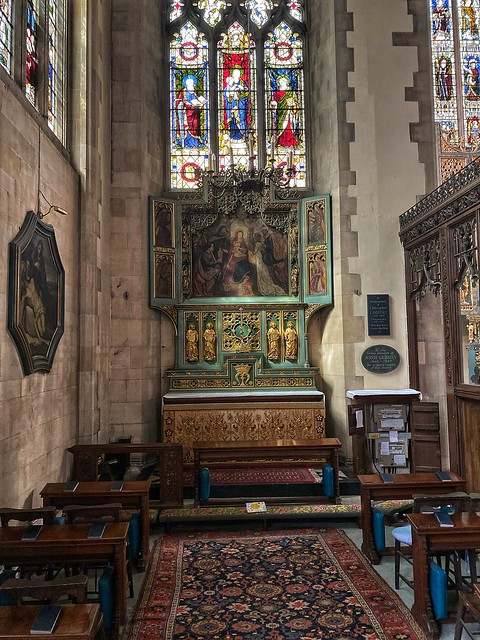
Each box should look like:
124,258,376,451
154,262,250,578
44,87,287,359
8,210,65,375
191,217,289,298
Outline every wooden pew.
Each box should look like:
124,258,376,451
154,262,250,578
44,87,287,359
67,443,183,509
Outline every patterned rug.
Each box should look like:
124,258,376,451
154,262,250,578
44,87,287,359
183,467,318,487
126,529,427,640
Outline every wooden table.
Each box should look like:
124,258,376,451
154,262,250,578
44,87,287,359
358,472,466,564
0,523,128,633
408,511,480,639
40,480,151,570
193,438,342,507
0,603,103,640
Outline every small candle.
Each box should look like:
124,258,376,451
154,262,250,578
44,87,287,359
288,150,293,170
270,135,276,162
229,146,234,166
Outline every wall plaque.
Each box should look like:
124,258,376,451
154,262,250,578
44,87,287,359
367,294,390,336
361,345,400,374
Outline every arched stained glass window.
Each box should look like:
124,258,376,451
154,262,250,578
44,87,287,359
170,21,209,189
265,22,305,185
26,0,39,105
0,0,13,73
430,0,480,181
48,0,67,141
168,0,306,190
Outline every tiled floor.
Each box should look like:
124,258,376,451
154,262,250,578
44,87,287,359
126,516,478,640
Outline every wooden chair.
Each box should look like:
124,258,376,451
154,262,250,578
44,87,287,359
0,506,56,527
0,575,89,604
455,583,480,640
0,507,57,579
392,492,473,590
62,503,134,598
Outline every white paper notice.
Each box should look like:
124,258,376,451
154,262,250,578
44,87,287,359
380,441,390,455
389,430,398,443
355,410,363,428
394,454,406,465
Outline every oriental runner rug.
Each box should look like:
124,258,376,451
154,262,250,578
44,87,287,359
126,529,427,640
183,467,318,487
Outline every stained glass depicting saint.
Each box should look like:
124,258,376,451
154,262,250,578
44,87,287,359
26,0,39,105
431,0,452,41
461,0,480,40
435,56,454,101
217,22,255,166
464,54,480,99
170,22,209,188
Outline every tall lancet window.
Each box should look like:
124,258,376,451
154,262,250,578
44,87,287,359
168,0,306,190
1,0,68,144
0,0,13,73
47,0,67,141
430,0,480,181
26,0,39,105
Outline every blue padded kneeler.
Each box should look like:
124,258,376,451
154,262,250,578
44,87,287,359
322,464,334,498
0,569,16,605
372,510,386,552
429,561,447,620
200,467,211,501
98,566,115,630
128,512,141,561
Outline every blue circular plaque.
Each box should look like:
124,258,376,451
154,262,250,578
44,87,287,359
361,345,400,374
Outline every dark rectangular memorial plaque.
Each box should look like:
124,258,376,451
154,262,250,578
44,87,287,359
367,294,390,336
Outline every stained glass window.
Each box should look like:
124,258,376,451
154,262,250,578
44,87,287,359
218,22,256,169
47,0,66,141
168,0,306,190
0,0,13,73
430,0,480,181
170,21,209,189
26,0,39,105
265,22,305,187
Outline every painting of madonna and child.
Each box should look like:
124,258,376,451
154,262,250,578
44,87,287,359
192,218,289,299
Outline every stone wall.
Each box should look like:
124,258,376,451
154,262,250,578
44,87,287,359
0,84,79,506
110,0,170,444
307,0,432,460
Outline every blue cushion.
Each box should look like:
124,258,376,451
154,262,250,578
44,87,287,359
372,510,386,552
128,512,141,561
392,524,412,545
322,464,334,498
200,467,211,501
0,570,16,606
98,567,115,630
429,561,447,620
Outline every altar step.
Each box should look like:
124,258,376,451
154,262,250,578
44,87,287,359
157,499,362,531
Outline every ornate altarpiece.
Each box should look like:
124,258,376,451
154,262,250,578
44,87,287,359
149,184,332,461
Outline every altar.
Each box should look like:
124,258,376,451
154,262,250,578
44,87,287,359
150,174,332,462
163,389,325,464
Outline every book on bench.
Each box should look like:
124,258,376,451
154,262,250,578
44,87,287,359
64,480,79,492
87,522,106,539
30,604,62,634
379,473,394,483
435,470,452,481
110,480,124,491
435,511,454,527
21,524,43,541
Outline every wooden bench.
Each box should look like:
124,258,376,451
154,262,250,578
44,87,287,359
68,443,184,509
193,438,342,506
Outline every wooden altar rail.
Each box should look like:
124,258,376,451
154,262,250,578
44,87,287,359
67,443,184,508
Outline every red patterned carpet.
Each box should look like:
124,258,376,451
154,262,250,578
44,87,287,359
183,466,317,487
126,529,427,640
